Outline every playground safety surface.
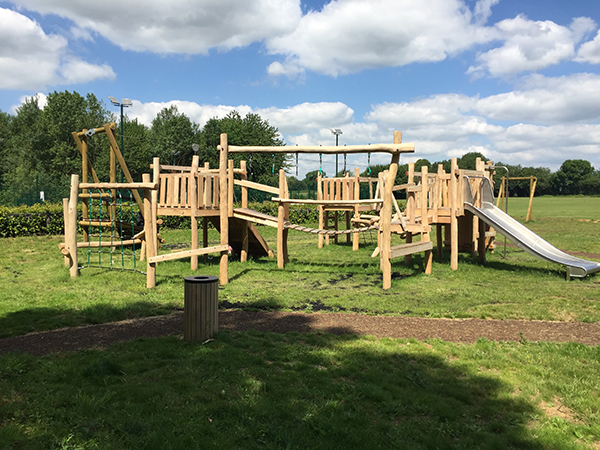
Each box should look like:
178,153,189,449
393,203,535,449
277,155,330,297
1,309,599,356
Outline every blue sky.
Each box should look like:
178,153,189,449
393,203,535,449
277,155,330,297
1,0,600,178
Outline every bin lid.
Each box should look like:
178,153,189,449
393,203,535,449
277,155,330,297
184,275,219,284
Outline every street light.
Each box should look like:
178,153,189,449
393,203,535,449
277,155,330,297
330,128,342,175
192,143,199,163
109,97,132,181
109,97,132,154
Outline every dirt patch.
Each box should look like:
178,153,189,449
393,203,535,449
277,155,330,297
1,310,600,357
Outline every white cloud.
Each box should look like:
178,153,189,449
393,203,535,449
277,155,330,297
0,7,115,89
256,102,354,135
59,58,115,84
468,15,596,78
10,0,302,54
0,7,64,89
129,101,253,128
266,0,496,77
576,30,600,64
475,73,600,124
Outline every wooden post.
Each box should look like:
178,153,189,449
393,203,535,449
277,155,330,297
227,159,234,218
150,157,160,263
144,173,157,288
184,275,218,342
526,176,537,222
277,169,289,268
353,167,360,251
381,132,401,289
450,158,459,271
405,162,415,265
219,134,229,285
240,160,248,262
62,198,70,267
67,175,79,278
421,165,433,275
190,155,199,271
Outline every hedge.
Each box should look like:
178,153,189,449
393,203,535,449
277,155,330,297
0,202,327,238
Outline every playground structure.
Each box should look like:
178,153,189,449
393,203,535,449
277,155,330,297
61,125,600,289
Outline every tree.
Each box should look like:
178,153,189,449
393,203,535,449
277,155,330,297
551,159,594,195
151,105,200,166
457,152,489,170
202,111,286,185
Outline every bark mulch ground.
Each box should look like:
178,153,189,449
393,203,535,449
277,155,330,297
1,310,599,357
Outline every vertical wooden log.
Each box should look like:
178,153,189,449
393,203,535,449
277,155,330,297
381,132,401,290
67,175,79,278
227,159,234,218
526,177,537,222
204,162,210,208
277,169,288,268
219,134,229,285
239,160,249,263
190,155,199,271
353,167,360,251
421,165,433,275
62,198,71,268
144,174,157,288
450,158,459,271
240,160,248,208
184,275,218,342
405,162,415,266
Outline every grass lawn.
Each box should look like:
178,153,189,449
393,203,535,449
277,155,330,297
0,196,599,449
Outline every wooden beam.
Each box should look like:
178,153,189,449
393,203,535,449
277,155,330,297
224,142,415,155
79,182,158,190
148,245,229,264
233,179,280,195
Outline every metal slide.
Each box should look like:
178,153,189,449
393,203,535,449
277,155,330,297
463,176,600,279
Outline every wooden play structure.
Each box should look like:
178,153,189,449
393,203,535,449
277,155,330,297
61,124,512,289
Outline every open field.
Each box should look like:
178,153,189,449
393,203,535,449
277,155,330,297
0,196,599,449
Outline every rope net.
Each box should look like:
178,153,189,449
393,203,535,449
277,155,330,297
82,188,143,273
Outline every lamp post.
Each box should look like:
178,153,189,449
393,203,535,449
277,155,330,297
331,128,342,175
108,97,132,181
192,143,199,162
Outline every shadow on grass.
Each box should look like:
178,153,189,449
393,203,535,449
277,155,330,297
0,331,545,449
0,301,179,340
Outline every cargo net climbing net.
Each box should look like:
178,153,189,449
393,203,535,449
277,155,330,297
82,188,144,273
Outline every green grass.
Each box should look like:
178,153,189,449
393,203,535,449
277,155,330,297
501,196,600,221
1,197,600,449
1,197,599,339
2,332,600,449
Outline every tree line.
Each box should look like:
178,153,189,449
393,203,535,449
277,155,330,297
1,90,599,206
288,149,600,198
0,91,286,205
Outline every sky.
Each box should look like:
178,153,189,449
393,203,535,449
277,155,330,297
1,0,600,178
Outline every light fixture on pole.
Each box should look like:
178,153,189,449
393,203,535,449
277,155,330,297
108,97,132,181
330,128,342,175
192,143,199,162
